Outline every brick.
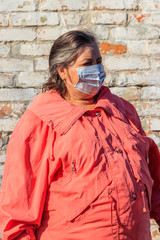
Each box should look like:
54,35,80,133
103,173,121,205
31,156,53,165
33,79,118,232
110,26,159,40
0,58,33,72
147,118,160,131
129,12,160,26
10,12,59,26
39,0,89,11
35,57,49,71
133,101,160,117
0,74,14,87
0,88,38,101
141,86,160,100
126,71,160,86
20,43,52,56
110,87,140,101
0,45,10,57
91,12,126,25
104,56,149,70
60,12,82,26
150,58,160,70
11,103,27,118
37,27,61,41
0,14,9,26
90,0,138,9
0,0,35,12
0,165,4,179
0,152,6,164
104,72,127,87
0,104,11,118
17,72,48,87
0,28,36,42
0,119,19,132
127,40,160,55
100,42,127,55
91,25,109,40
147,133,160,147
139,0,160,11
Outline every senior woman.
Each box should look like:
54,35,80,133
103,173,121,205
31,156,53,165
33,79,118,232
0,30,160,240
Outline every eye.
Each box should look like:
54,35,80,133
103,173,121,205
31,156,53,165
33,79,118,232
84,61,92,66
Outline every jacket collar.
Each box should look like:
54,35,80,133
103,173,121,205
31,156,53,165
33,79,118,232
28,86,128,135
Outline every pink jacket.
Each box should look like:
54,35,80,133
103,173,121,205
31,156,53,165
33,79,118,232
0,86,160,240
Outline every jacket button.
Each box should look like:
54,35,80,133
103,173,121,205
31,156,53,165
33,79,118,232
132,194,137,200
96,112,101,117
116,149,122,153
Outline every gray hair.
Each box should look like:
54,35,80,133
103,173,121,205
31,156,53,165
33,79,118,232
43,30,98,96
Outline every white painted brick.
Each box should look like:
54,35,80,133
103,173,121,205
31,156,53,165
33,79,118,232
133,101,160,117
147,118,160,131
60,13,82,26
139,0,160,11
129,12,160,26
150,58,160,70
0,58,33,72
0,14,9,26
0,74,14,87
104,56,149,70
110,87,140,100
20,43,52,56
0,28,36,42
37,27,61,41
17,72,48,87
127,40,160,55
0,88,38,102
90,0,138,9
40,0,88,11
11,12,59,26
91,12,126,25
141,86,160,100
0,0,35,12
0,45,10,57
104,72,127,87
126,71,160,86
91,25,109,40
11,103,27,118
110,26,159,40
0,119,19,132
0,152,6,164
147,133,160,146
35,57,49,71
0,165,4,178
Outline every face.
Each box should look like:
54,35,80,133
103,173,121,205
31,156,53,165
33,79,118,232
58,42,102,101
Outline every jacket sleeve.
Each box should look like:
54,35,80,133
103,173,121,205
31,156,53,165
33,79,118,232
123,99,160,225
148,139,160,225
0,110,58,240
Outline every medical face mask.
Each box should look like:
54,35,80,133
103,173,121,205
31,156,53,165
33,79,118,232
67,64,106,95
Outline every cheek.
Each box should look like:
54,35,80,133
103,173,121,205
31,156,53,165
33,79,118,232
66,69,79,85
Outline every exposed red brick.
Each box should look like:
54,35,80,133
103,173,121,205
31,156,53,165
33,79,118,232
0,104,11,117
93,6,106,10
100,42,127,55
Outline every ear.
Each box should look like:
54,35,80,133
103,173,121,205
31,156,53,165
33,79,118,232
57,66,67,80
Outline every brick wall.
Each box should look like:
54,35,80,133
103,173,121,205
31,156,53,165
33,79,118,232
0,0,160,238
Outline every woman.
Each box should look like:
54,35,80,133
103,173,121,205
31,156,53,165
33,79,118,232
0,30,160,240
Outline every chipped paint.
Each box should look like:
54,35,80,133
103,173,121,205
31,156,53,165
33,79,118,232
0,104,11,117
130,72,136,74
94,6,106,10
40,17,47,23
62,5,68,9
100,42,127,55
130,13,151,23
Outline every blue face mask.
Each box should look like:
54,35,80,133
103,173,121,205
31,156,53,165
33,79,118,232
67,64,106,95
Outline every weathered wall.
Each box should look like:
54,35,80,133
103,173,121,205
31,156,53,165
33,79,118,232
0,0,160,238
